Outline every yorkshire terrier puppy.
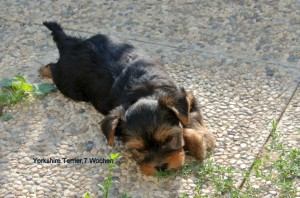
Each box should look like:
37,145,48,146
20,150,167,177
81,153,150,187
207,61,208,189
40,22,216,175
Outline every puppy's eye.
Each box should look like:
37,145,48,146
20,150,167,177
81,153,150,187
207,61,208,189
165,136,173,143
136,148,145,152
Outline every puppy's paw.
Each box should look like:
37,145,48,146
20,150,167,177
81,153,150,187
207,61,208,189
39,63,54,78
183,128,216,161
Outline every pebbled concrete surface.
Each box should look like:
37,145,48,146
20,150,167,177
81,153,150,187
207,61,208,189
0,0,299,197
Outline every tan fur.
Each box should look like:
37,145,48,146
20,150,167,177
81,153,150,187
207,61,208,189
139,150,185,175
153,125,181,142
171,108,190,125
140,162,156,176
159,93,193,125
183,127,216,160
39,64,52,78
125,139,144,149
164,150,185,170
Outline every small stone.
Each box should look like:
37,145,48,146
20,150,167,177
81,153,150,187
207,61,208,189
240,164,247,169
90,147,97,155
262,195,272,198
63,190,73,197
186,74,193,79
241,143,247,148
190,184,196,188
77,108,85,114
252,185,260,189
230,159,237,164
240,107,253,115
47,180,53,185
265,67,274,77
287,54,298,63
234,154,241,158
218,137,225,142
86,141,94,151
232,146,239,151
36,186,43,191
26,175,32,181
15,181,22,185
269,191,277,195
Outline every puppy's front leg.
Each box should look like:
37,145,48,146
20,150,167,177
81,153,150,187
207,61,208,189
183,127,216,160
39,63,55,78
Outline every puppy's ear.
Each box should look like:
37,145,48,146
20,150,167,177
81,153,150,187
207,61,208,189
159,89,195,125
100,107,124,146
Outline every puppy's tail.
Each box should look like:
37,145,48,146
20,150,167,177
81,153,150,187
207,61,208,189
43,21,68,53
43,21,66,42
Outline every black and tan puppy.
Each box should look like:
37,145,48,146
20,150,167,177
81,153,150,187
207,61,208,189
40,22,216,175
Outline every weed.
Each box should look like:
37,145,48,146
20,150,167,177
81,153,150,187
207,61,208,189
84,192,91,198
0,75,55,119
0,75,55,105
188,159,246,197
121,193,132,198
247,119,300,197
267,119,284,151
274,149,300,197
98,153,121,198
154,119,299,197
179,119,299,198
154,169,172,178
178,194,189,198
1,113,12,121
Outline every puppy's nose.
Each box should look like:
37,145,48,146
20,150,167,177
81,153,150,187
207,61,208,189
155,163,168,171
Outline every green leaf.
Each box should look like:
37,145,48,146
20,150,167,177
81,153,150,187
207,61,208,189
110,153,120,160
11,81,22,90
98,183,105,191
1,113,13,121
84,192,90,198
14,75,26,83
0,78,11,88
36,83,55,95
154,169,172,178
122,194,132,198
21,83,34,92
0,92,10,104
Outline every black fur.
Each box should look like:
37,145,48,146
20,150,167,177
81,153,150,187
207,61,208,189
43,22,179,115
43,22,215,174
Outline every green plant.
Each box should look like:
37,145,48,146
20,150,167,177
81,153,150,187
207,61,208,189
267,119,284,151
1,113,12,121
0,75,55,120
98,153,121,198
0,75,55,106
274,149,299,197
121,194,132,198
84,192,91,198
243,119,300,198
178,194,189,198
188,159,247,197
154,169,172,178
155,119,299,198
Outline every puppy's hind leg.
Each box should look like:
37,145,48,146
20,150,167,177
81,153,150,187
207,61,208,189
39,63,55,78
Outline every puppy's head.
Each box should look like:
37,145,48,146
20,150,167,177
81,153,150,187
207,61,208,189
101,89,194,175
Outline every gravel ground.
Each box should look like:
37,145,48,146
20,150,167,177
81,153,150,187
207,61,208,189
0,0,300,197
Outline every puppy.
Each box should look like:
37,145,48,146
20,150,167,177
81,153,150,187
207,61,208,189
40,22,216,175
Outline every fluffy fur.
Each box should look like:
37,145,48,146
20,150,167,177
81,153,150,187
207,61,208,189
41,21,216,175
